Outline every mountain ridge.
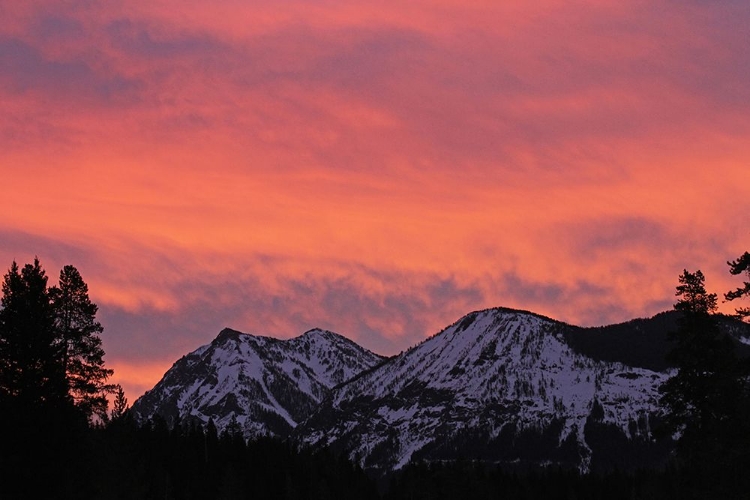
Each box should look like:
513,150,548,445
131,326,385,437
295,308,670,474
131,306,750,475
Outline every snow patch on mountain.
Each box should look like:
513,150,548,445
131,327,384,438
133,306,732,474
297,308,669,473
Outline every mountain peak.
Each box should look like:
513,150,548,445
299,328,351,344
214,327,242,342
421,307,557,351
301,327,332,337
132,325,384,439
462,306,563,326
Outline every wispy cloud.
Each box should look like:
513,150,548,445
1,0,749,399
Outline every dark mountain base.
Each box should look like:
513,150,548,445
15,413,743,500
385,461,748,500
91,416,379,500
408,416,674,475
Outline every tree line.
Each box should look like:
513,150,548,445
97,412,378,500
1,252,749,498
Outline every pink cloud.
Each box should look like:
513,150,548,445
1,0,749,399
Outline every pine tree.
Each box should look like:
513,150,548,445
50,265,113,421
0,259,85,498
726,251,750,321
111,383,129,420
659,270,743,484
0,259,68,409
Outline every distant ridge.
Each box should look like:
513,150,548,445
566,311,750,371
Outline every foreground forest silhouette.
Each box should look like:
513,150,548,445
1,254,749,499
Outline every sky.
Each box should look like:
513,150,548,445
1,0,749,401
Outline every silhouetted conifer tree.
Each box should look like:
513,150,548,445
0,259,68,409
0,259,94,497
51,264,113,420
726,251,750,321
111,383,129,421
659,270,746,495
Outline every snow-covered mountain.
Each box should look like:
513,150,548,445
131,327,385,437
295,308,674,475
132,307,750,475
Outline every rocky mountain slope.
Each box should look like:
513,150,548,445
131,327,384,437
132,307,750,474
295,308,675,474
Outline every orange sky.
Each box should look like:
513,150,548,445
2,0,749,400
